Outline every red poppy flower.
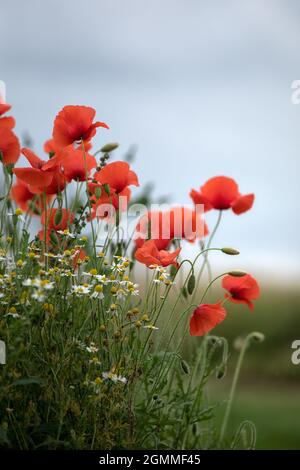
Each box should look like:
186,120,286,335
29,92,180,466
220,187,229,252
43,138,61,155
0,103,15,130
189,302,227,336
88,183,120,219
222,274,260,310
190,176,254,214
169,207,209,242
52,105,109,148
13,148,66,195
47,147,96,182
63,150,96,182
134,207,208,251
41,208,75,231
11,179,52,213
94,161,139,194
0,128,20,165
135,239,181,268
44,138,92,155
135,211,172,250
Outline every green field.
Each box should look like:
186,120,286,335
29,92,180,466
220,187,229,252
189,284,300,449
211,384,300,449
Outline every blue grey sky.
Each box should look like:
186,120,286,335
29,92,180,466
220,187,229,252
1,0,300,281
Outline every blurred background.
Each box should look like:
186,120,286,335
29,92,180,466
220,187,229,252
1,0,300,449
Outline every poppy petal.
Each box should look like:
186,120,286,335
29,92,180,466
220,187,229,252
222,274,260,310
13,168,54,187
127,169,140,187
21,148,45,169
189,188,213,212
0,103,11,116
189,302,226,336
94,121,110,130
96,161,136,193
0,116,15,130
0,128,20,164
231,193,255,215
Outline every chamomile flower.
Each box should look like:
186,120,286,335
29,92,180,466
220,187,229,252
5,312,20,319
32,290,46,302
143,324,159,330
153,267,170,284
102,371,127,384
89,356,101,365
23,278,54,290
57,229,76,238
91,284,104,299
60,270,76,277
5,307,20,319
44,252,60,259
7,209,26,223
72,285,91,296
85,342,99,354
83,271,108,283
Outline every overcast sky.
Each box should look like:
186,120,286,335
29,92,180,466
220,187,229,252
1,0,300,281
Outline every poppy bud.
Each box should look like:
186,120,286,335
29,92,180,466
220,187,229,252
103,183,110,196
28,201,41,215
56,194,63,206
208,336,218,345
216,364,227,379
227,270,247,277
169,264,177,278
187,273,196,295
94,186,102,200
54,209,63,226
49,230,59,246
250,331,265,343
234,337,245,351
100,143,119,153
181,286,188,299
5,164,14,175
180,359,190,374
221,247,240,255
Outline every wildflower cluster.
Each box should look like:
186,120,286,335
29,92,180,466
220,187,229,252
0,98,261,450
